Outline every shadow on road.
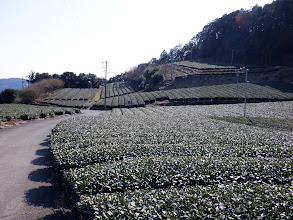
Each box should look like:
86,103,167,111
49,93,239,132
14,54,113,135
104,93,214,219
25,137,76,220
39,137,50,147
36,148,51,156
28,168,52,183
39,211,76,220
31,156,52,166
25,185,59,208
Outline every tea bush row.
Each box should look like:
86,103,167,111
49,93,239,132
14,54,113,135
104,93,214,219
77,183,293,219
0,104,80,122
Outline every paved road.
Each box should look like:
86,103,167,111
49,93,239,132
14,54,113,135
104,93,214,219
0,110,102,220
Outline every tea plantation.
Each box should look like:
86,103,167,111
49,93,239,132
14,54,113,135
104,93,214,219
92,82,293,109
42,88,98,108
50,101,293,219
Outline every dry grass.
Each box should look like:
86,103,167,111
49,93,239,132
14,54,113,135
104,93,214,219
0,119,27,129
21,78,64,103
92,87,103,101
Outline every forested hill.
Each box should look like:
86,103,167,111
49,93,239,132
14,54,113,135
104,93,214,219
154,0,293,67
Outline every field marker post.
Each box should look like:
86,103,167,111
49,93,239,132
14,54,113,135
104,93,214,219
119,77,124,113
236,69,240,98
244,68,249,117
103,61,109,110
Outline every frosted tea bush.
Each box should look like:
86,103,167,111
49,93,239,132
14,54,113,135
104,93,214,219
50,101,293,219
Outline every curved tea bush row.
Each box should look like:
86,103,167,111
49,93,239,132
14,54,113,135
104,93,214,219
100,82,133,99
42,100,94,109
64,156,292,199
93,82,293,109
0,104,80,122
51,137,293,170
77,183,293,219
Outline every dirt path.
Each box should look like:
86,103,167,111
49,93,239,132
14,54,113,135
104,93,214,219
0,110,102,220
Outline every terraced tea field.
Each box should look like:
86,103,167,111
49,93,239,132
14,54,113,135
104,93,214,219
175,61,237,70
42,88,99,108
174,61,278,74
92,82,293,109
100,82,134,99
50,101,293,219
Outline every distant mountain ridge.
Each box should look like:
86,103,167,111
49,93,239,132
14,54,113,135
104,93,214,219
0,78,28,92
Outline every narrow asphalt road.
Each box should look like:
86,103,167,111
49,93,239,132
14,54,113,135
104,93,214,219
0,110,102,220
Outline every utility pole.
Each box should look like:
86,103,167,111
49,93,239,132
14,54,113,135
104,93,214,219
102,61,108,110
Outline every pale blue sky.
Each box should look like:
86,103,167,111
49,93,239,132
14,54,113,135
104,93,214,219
0,0,273,79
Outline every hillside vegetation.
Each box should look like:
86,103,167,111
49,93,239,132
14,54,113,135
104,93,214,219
152,0,293,67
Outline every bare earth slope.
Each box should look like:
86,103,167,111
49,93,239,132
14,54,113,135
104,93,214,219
0,110,101,220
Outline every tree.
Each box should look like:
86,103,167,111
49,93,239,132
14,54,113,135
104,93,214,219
60,72,77,88
169,44,183,60
159,50,169,64
27,71,51,83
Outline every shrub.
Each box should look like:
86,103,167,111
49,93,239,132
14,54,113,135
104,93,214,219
29,78,64,93
0,89,17,103
19,88,39,104
129,76,145,91
150,71,164,87
145,70,164,91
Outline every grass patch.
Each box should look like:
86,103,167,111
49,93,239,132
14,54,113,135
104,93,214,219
211,116,293,131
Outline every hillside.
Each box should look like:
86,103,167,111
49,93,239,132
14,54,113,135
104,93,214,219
120,0,293,92
0,78,28,92
122,61,293,92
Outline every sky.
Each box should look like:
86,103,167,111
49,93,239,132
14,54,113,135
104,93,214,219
0,0,274,79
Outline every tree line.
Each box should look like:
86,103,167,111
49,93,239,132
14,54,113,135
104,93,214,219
152,0,293,67
27,71,104,88
0,72,104,104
